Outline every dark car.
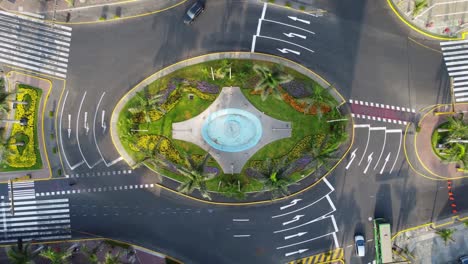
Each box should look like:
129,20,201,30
460,256,468,264
183,1,205,24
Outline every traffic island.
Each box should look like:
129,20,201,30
410,104,468,180
111,52,352,202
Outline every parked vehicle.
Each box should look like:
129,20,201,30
460,256,468,264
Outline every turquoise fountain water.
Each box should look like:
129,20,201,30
201,108,263,152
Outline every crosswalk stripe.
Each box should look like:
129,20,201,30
448,65,468,71
0,52,67,73
0,203,69,212
0,11,72,32
3,219,70,228
455,92,468,97
3,213,70,223
456,97,468,102
0,19,71,42
455,76,468,81
0,46,68,68
0,25,70,47
5,209,70,217
448,70,468,76
440,39,468,46
443,50,468,56
0,41,68,62
0,14,71,37
454,81,468,86
454,87,468,92
445,54,468,61
10,196,36,201
0,198,69,207
0,235,72,244
446,60,468,66
0,33,69,54
441,44,468,51
0,52,67,79
10,181,34,187
3,229,69,238
0,224,70,233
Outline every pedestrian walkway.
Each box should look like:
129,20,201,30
349,99,416,125
0,10,72,79
0,181,71,244
441,40,468,102
287,248,343,264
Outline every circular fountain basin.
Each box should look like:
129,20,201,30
201,108,262,152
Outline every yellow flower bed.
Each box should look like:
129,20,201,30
6,87,39,168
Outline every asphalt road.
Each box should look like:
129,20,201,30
0,0,466,263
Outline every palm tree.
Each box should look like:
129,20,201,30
251,157,296,198
435,228,455,245
6,239,40,264
80,244,101,264
253,64,293,101
297,85,333,117
446,114,468,143
128,91,164,123
39,247,72,264
175,153,214,200
103,251,122,264
306,135,343,174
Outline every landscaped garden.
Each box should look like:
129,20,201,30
432,113,468,170
0,84,43,171
117,59,348,199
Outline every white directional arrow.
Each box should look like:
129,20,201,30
283,32,307,39
345,148,358,170
363,152,373,174
288,16,310,24
285,249,308,257
101,110,107,133
85,124,89,135
284,232,307,240
280,199,302,210
380,152,391,174
277,48,300,55
67,114,71,139
282,215,304,226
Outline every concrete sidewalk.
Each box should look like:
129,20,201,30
390,0,468,38
393,217,468,264
0,0,185,23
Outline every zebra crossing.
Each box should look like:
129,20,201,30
0,10,72,79
441,39,468,103
0,181,71,243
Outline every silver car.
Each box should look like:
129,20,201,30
355,235,366,257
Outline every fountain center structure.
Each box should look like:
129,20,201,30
172,87,291,174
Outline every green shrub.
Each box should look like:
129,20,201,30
299,5,306,10
52,147,57,154
268,0,275,3
49,110,54,118
57,169,62,176
113,15,120,19
99,16,106,21
285,1,292,7
50,133,55,140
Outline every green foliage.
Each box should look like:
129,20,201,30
99,16,106,21
412,0,428,16
39,247,72,264
49,110,54,118
6,240,39,264
299,5,306,10
104,239,131,250
253,64,293,101
285,2,292,7
435,228,455,245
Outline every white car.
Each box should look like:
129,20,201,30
355,235,366,257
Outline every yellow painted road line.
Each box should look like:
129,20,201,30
408,36,443,54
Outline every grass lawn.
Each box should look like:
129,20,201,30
0,85,43,171
118,59,346,197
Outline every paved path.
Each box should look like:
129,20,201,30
0,0,185,23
